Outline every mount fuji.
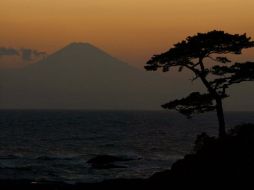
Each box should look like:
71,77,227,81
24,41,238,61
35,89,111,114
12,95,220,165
0,42,180,110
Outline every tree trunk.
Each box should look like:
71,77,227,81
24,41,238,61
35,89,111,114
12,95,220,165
215,98,226,138
189,61,227,138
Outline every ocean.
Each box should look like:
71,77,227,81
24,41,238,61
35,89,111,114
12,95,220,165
0,110,253,183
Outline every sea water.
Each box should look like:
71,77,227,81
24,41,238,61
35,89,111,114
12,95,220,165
0,110,253,183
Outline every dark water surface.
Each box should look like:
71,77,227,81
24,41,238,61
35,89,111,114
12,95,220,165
0,110,253,183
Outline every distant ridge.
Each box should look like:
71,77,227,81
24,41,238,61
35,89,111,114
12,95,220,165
0,42,177,110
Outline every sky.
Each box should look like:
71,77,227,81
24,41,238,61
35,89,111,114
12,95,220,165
0,0,254,69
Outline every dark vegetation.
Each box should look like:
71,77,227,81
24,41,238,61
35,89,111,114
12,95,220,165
143,31,254,187
149,123,254,187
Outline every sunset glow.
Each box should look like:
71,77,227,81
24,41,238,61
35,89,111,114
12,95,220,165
1,0,254,67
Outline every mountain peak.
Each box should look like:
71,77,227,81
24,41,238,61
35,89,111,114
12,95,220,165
62,42,99,51
66,42,95,48
31,41,123,69
58,42,112,58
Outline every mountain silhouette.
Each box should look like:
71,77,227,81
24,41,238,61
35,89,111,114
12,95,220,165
0,42,179,110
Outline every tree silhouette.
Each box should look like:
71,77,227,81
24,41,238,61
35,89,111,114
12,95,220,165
145,30,254,138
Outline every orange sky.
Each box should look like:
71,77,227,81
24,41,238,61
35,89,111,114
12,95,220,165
1,0,254,68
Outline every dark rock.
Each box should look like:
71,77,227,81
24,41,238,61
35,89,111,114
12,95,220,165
87,155,133,169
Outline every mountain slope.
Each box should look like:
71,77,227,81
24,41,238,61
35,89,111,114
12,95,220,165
0,42,182,110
